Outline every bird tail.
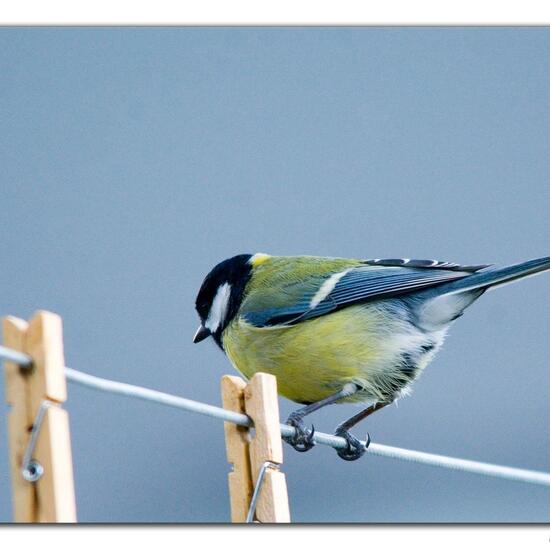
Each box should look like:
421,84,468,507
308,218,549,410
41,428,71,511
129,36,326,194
415,256,550,330
436,256,550,296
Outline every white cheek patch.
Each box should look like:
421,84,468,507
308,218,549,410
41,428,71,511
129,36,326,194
309,269,352,309
205,282,232,332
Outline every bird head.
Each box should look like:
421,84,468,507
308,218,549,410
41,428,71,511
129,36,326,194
193,253,255,347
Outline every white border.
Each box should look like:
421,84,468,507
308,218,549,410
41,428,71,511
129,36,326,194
1,0,550,25
0,526,549,549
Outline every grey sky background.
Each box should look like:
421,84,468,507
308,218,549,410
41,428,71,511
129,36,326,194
1,27,549,523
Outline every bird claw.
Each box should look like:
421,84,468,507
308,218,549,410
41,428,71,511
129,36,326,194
334,428,370,461
283,414,316,453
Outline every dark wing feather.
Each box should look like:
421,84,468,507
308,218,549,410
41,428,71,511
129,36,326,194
363,258,491,272
243,261,488,327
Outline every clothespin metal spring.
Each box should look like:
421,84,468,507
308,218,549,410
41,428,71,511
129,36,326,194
21,400,54,482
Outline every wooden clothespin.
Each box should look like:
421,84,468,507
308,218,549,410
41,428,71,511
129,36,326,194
3,311,77,522
221,372,290,523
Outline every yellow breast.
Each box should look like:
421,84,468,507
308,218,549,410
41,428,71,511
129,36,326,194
222,304,393,404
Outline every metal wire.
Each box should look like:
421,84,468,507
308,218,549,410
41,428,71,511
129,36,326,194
2,345,550,487
65,366,253,426
0,345,32,367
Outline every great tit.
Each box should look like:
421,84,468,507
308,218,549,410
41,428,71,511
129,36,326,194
194,253,550,460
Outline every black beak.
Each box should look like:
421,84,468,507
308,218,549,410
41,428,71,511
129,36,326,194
193,324,211,343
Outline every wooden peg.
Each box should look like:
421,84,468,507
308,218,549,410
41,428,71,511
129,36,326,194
221,375,253,522
3,316,34,522
2,311,77,523
243,373,290,523
32,405,76,522
24,311,76,523
25,311,67,411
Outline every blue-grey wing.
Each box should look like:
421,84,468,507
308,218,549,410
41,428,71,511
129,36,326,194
243,259,490,327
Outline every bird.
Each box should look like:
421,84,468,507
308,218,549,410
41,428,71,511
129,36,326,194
193,253,550,460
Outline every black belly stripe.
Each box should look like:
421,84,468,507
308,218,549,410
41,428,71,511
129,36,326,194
380,353,419,398
399,353,418,378
420,343,435,354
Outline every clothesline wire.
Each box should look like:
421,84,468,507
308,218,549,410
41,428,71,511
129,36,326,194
1,344,550,488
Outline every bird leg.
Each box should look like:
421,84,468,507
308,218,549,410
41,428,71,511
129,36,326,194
283,383,360,453
333,401,390,461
